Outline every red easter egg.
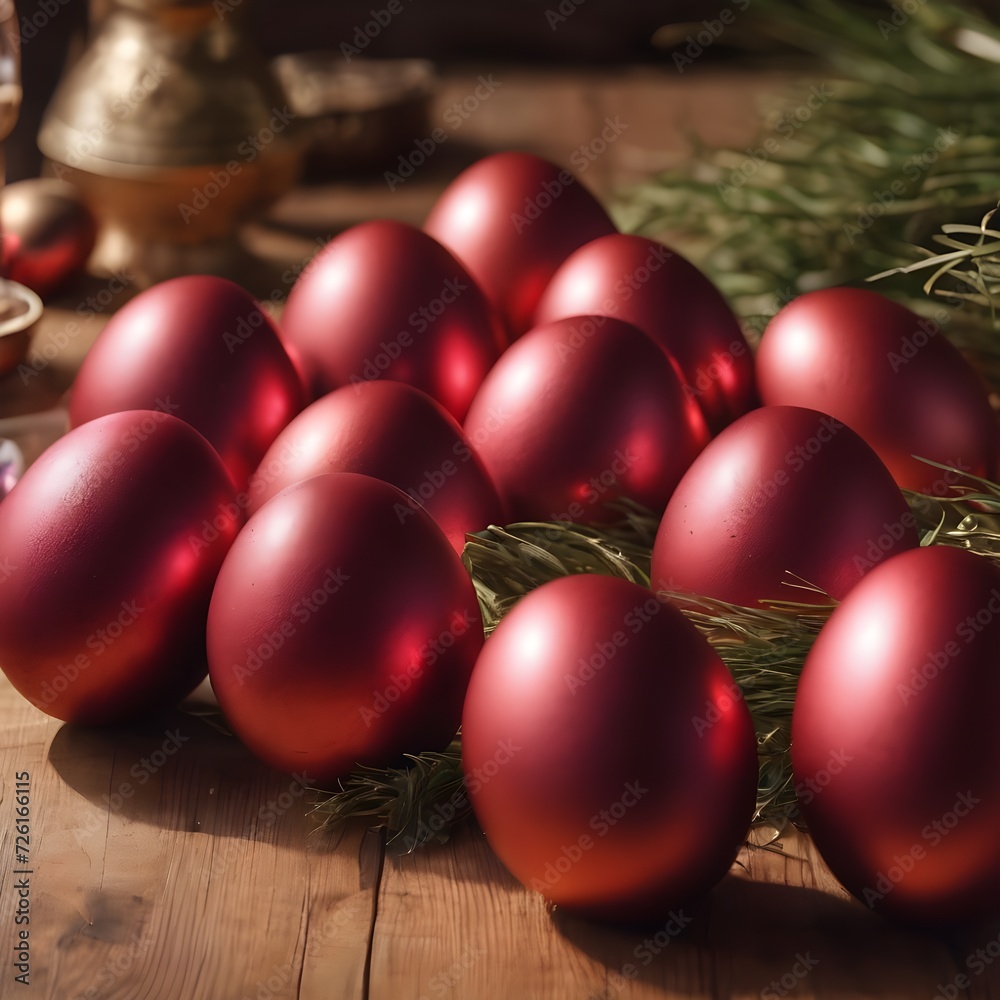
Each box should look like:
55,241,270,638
248,381,506,553
0,411,239,724
279,220,503,421
793,545,1000,924
207,473,483,784
425,152,617,341
535,233,756,433
69,275,304,491
462,574,758,921
757,287,998,493
651,405,917,605
464,315,709,523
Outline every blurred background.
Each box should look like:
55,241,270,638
5,0,1000,431
8,0,774,185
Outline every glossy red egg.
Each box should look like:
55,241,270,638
651,405,917,606
69,275,305,491
0,411,239,724
278,220,502,421
462,574,758,921
464,316,709,523
247,381,506,553
757,287,998,494
535,233,756,433
793,545,1000,923
424,152,617,341
207,473,483,783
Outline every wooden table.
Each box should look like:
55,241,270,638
2,65,1000,999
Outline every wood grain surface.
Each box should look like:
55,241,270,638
3,64,1000,999
1,671,999,999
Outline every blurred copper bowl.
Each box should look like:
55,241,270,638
0,281,43,377
272,55,436,174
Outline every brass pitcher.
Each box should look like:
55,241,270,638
38,0,303,285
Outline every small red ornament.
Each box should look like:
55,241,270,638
464,316,709,523
248,381,506,553
0,179,97,298
757,287,998,494
462,574,758,922
69,275,304,491
0,411,239,724
535,233,757,433
207,473,483,784
279,220,503,421
793,545,1000,924
424,152,617,341
651,405,917,605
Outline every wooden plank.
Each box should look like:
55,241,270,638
367,820,984,1000
0,676,376,999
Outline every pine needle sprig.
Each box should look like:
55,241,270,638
310,738,468,853
461,500,658,635
316,508,834,845
311,468,1000,851
869,205,1000,335
618,0,1000,360
905,461,1000,560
